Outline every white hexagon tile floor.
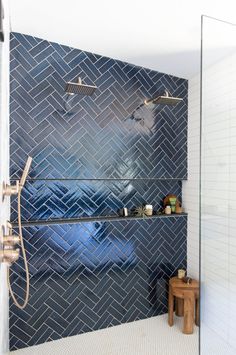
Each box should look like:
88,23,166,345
11,315,199,355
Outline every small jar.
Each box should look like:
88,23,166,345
165,205,171,215
123,208,128,217
178,269,186,279
175,205,183,214
118,208,128,217
145,205,153,216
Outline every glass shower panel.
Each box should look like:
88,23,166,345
201,15,236,355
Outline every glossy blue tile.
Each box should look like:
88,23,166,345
10,180,182,222
10,218,187,350
10,32,187,180
10,32,188,351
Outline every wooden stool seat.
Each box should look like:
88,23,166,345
168,277,199,334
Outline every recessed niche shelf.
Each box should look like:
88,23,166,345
11,213,187,228
10,178,188,181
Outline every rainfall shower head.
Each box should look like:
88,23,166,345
144,90,183,106
65,77,97,96
19,156,32,189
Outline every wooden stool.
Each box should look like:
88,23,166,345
168,277,199,334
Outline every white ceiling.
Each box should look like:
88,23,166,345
9,0,236,79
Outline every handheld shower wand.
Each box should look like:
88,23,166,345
19,156,32,189
8,156,32,309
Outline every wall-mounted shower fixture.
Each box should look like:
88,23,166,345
2,156,33,200
126,90,184,126
144,90,183,106
0,225,20,264
0,248,20,263
3,156,33,309
65,77,97,96
2,180,19,199
3,223,20,246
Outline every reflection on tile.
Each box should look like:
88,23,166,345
10,217,187,350
11,180,182,222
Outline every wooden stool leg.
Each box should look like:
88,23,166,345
195,297,199,326
183,291,194,334
168,285,174,326
175,298,184,317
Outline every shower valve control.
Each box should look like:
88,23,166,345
0,226,20,264
2,180,19,199
0,248,20,264
3,234,20,246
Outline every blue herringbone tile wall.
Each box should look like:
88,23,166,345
10,217,187,350
10,32,188,180
10,180,182,222
9,32,188,351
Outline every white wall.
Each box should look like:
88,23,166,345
200,48,236,355
186,54,236,355
185,16,236,355
8,0,236,79
0,0,10,354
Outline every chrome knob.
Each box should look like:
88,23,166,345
2,181,19,198
3,235,20,246
0,248,20,264
2,223,20,246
